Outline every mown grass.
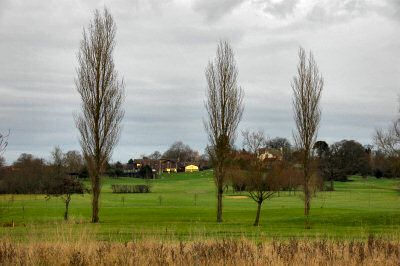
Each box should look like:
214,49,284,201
1,170,400,241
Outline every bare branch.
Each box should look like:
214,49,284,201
0,130,9,156
242,129,265,156
374,118,400,157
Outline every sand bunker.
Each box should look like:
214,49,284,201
225,196,248,199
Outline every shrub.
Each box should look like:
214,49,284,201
138,165,153,179
110,184,151,193
374,169,383,179
232,183,246,192
78,166,89,179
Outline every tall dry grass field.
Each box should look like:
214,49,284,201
1,234,400,265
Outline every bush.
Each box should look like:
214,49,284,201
374,169,383,179
232,183,246,192
110,184,151,193
78,166,89,179
138,165,153,179
200,165,212,171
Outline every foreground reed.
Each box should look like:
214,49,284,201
1,234,399,265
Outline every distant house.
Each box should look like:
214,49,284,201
234,151,251,161
185,164,199,172
125,158,201,174
257,148,283,161
132,159,162,172
162,159,179,173
127,158,179,173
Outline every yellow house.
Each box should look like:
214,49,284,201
166,168,177,173
185,165,199,172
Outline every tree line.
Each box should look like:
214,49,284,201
0,148,84,194
0,147,87,220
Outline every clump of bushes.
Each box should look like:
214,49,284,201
111,184,151,193
232,183,246,192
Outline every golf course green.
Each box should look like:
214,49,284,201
1,170,400,242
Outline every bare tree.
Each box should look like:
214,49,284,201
162,141,194,162
374,121,400,157
149,150,162,160
75,8,125,223
374,99,400,157
242,129,266,155
64,150,84,173
0,130,8,219
0,130,9,156
51,146,64,177
291,47,323,229
373,99,400,178
46,177,87,221
242,129,277,226
204,40,244,222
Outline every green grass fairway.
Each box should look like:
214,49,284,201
1,170,400,241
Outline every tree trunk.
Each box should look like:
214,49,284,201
305,199,310,229
253,201,262,226
304,187,311,229
217,185,223,222
304,157,311,229
64,196,71,221
330,179,334,191
91,173,100,223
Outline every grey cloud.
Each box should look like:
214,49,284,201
0,0,10,22
193,0,245,22
390,0,400,17
253,0,299,19
240,0,399,26
252,0,386,26
307,5,327,22
320,112,385,145
306,0,368,23
375,0,400,22
252,0,367,22
303,0,400,24
0,0,399,165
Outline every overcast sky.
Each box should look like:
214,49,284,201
0,0,399,164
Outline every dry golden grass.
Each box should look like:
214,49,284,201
1,234,400,265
